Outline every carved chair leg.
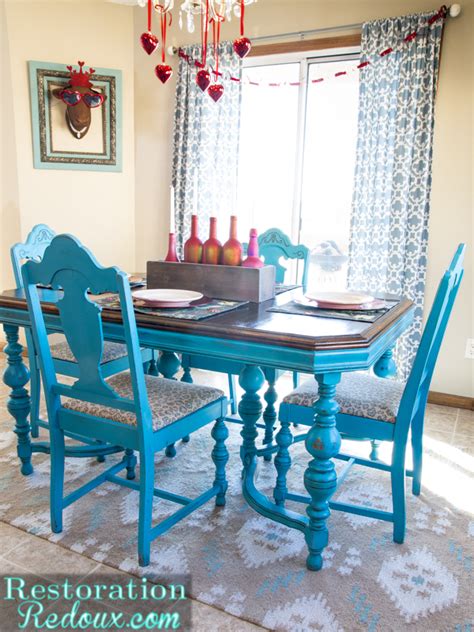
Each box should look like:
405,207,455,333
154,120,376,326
124,448,137,480
212,418,229,506
369,440,380,461
273,417,293,506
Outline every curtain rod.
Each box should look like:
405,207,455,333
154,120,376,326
169,4,460,54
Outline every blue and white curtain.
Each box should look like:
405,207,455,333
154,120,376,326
348,12,445,378
171,42,242,256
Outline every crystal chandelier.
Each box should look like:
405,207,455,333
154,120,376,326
136,0,257,33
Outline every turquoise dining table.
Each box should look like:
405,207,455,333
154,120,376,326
0,286,414,569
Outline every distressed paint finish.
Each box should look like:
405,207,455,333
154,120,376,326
3,325,33,476
304,373,342,571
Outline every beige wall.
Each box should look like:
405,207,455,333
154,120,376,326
2,0,136,276
134,0,473,397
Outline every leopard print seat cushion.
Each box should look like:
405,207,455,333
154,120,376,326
63,371,225,431
282,372,406,423
51,338,128,364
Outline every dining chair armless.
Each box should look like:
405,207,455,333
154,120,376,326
22,234,229,567
276,244,465,544
11,224,152,440
179,228,311,461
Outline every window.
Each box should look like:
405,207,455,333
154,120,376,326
237,47,360,288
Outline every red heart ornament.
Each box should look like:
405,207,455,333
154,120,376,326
155,64,173,84
233,36,252,59
196,69,211,92
140,31,159,55
208,84,224,102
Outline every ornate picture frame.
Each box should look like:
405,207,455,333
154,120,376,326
28,61,122,172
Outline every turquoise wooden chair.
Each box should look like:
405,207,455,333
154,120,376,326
22,234,229,566
11,224,152,440
257,227,310,293
276,244,465,543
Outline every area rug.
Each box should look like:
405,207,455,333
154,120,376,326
0,404,472,631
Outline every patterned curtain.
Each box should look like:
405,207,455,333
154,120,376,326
348,12,445,379
171,42,242,256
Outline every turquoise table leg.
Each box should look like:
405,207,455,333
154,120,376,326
373,347,397,378
3,325,33,476
304,372,341,571
159,351,182,457
239,365,265,469
273,416,292,506
262,368,277,462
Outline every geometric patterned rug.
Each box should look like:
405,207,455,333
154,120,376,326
0,406,472,631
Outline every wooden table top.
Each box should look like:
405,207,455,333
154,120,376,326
0,287,414,353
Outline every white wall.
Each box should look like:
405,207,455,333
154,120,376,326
133,0,473,397
2,0,136,275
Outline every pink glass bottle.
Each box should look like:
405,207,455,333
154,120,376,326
242,228,263,268
184,215,203,263
202,217,222,265
222,215,242,266
164,232,180,262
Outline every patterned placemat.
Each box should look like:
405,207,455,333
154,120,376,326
93,294,249,321
274,283,300,295
267,299,398,323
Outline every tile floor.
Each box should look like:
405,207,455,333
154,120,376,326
0,353,472,630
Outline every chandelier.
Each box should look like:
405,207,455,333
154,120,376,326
136,1,256,33
139,0,255,101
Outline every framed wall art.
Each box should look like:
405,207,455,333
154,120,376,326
28,60,122,172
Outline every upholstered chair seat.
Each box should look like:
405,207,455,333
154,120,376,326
282,372,406,423
63,371,225,431
50,338,128,364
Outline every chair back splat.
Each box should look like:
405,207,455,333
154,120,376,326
397,244,466,432
22,234,152,435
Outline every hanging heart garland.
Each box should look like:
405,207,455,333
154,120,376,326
196,0,211,92
233,0,252,58
155,7,173,84
208,17,224,102
140,0,159,55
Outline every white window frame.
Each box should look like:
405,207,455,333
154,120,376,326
242,46,360,250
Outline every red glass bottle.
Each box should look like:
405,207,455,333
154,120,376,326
184,215,203,263
222,216,242,266
202,217,222,265
164,232,180,262
242,228,263,268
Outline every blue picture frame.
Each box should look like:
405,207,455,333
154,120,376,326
28,61,122,172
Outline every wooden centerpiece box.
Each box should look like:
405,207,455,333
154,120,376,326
146,261,276,303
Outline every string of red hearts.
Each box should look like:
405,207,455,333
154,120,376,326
177,5,448,94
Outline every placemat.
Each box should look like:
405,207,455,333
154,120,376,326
267,299,398,323
93,294,248,321
274,283,300,295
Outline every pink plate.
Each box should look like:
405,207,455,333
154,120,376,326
134,299,193,308
295,297,387,311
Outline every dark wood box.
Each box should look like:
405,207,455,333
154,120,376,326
146,261,276,303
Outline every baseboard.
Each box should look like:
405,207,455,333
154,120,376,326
428,391,474,411
1,340,473,410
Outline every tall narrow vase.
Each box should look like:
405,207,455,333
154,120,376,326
242,228,264,268
222,216,242,266
203,217,222,265
164,233,180,262
184,215,203,263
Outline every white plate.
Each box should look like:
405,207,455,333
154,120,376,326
132,289,203,304
304,291,374,306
